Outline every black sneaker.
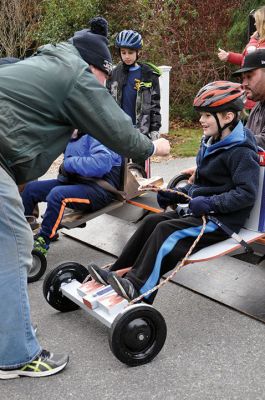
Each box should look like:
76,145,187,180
0,350,69,379
87,263,109,286
26,216,40,231
107,272,139,301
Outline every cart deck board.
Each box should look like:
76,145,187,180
169,255,265,322
62,213,137,257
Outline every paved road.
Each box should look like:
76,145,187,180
3,158,265,400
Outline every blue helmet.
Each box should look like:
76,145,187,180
115,30,143,50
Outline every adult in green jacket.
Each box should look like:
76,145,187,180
0,17,170,379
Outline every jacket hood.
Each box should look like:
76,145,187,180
201,121,258,159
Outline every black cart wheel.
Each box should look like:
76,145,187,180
128,163,147,179
28,250,47,283
167,173,190,190
43,262,88,312
109,304,167,366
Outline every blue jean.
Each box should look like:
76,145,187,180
0,166,41,368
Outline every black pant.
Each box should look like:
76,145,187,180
111,211,228,301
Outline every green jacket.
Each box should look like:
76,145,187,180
0,42,153,184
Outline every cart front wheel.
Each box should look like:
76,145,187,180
109,304,167,366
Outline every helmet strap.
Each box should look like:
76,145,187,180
212,112,238,141
212,113,223,141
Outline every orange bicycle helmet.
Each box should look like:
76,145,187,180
193,81,245,113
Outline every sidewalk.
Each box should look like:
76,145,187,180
3,157,265,400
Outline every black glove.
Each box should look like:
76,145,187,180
58,162,68,177
189,196,217,216
157,190,187,210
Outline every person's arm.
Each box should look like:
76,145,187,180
62,71,169,160
149,73,161,136
252,129,265,149
246,103,265,149
63,152,113,177
217,47,242,64
226,36,259,65
64,137,120,178
227,52,243,66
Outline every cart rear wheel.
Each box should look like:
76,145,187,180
109,304,167,366
128,163,147,179
167,173,190,190
28,250,47,283
43,262,88,312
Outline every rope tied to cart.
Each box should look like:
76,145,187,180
128,188,207,306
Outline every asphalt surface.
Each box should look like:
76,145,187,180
3,157,265,400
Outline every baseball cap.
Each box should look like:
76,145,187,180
233,49,265,76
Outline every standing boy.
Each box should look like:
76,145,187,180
107,30,161,173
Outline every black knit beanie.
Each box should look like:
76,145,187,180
72,16,113,76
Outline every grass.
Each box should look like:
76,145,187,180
166,125,202,157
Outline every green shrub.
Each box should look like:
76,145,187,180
34,0,101,44
5,0,263,121
226,0,265,52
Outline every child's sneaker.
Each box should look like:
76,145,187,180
0,350,69,379
107,272,139,301
33,236,49,256
87,263,109,286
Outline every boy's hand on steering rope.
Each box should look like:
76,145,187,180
157,190,187,210
189,196,216,216
138,184,160,192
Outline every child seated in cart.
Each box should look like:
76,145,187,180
88,81,260,303
22,131,122,255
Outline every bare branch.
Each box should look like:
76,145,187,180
0,0,41,58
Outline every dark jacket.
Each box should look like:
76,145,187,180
107,62,161,137
0,42,154,184
246,101,265,149
182,122,259,232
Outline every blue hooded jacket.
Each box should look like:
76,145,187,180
182,122,260,232
58,134,122,190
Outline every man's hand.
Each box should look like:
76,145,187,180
217,48,229,62
153,138,170,156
